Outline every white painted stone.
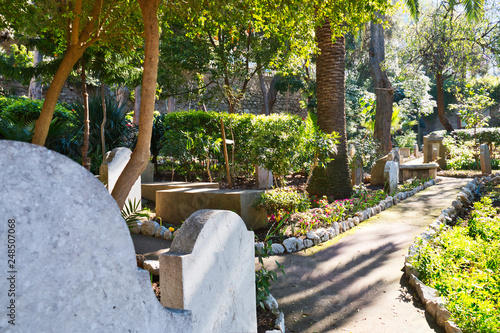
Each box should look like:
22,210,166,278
296,238,305,251
426,296,445,318
437,307,452,327
321,234,329,242
303,239,314,248
326,227,335,238
144,260,160,276
100,147,142,209
283,237,298,253
141,220,160,237
445,321,462,333
264,294,279,311
384,161,398,195
271,243,286,254
256,165,273,189
348,219,355,229
160,210,256,333
275,311,285,332
163,229,173,241
353,216,360,225
0,141,192,332
255,242,265,255
315,228,326,238
306,231,320,242
333,222,340,235
155,226,167,238
129,220,142,234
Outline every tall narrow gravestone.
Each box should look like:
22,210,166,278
100,147,141,209
480,144,492,174
0,141,192,332
384,161,398,195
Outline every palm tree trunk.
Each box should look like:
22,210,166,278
370,18,393,156
307,19,352,199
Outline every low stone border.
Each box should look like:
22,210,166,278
404,174,500,333
263,294,285,333
132,179,439,277
255,179,439,256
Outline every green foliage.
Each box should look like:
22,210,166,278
255,189,311,215
449,85,495,135
412,196,500,332
121,199,149,231
394,130,417,148
442,136,477,170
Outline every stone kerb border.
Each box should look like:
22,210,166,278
404,174,500,333
255,179,439,256
132,179,439,277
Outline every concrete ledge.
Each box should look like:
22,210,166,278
156,188,267,230
400,163,439,182
142,181,220,201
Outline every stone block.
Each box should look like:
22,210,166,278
0,141,192,332
370,153,393,186
100,147,142,209
400,163,439,182
399,147,411,158
423,133,446,169
156,188,268,230
255,165,273,189
142,161,155,183
160,210,256,333
480,143,492,174
141,181,220,202
384,161,398,195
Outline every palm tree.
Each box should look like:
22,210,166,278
307,20,352,199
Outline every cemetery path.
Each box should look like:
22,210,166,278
262,177,471,333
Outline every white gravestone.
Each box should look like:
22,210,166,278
384,161,398,195
480,144,492,174
255,165,273,189
100,147,141,209
0,141,192,332
160,209,257,333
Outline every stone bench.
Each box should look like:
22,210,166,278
400,163,439,182
142,181,220,201
155,188,267,230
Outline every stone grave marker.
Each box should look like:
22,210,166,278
160,209,257,333
255,165,273,189
480,143,492,174
100,147,141,209
423,133,446,169
0,141,192,332
384,161,398,195
414,143,419,157
142,161,155,183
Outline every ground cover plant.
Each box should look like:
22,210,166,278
412,196,500,332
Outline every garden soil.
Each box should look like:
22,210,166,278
261,177,471,333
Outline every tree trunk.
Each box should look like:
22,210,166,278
81,59,90,171
133,85,141,125
111,0,160,209
267,74,280,113
370,18,393,156
436,71,454,132
100,83,107,159
307,20,352,199
28,48,43,100
32,45,86,146
259,70,270,116
117,86,129,109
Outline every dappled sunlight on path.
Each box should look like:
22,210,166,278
263,177,470,333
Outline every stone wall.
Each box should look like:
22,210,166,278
1,74,307,118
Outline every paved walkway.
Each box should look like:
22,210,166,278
262,177,471,333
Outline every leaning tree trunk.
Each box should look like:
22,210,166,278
258,70,270,116
111,0,160,209
436,70,454,132
81,59,91,171
307,20,352,199
32,45,86,146
267,74,280,113
370,18,393,156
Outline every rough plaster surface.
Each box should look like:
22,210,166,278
100,147,141,209
0,141,191,332
160,209,257,333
